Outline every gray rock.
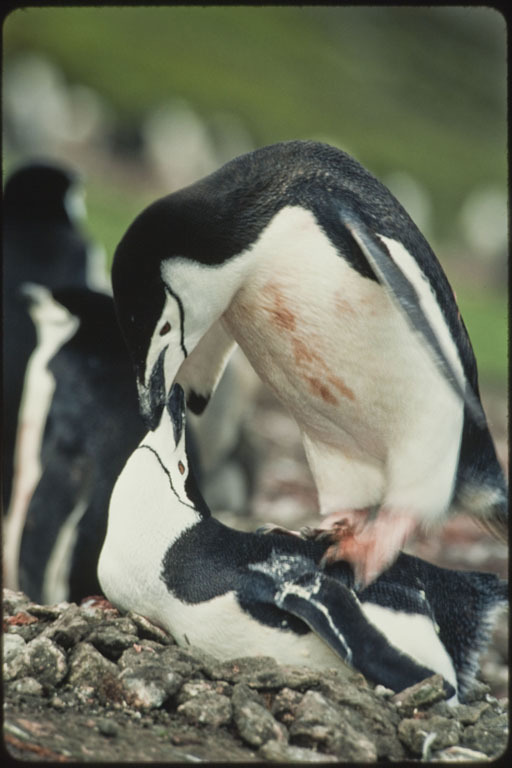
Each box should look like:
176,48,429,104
450,701,491,725
398,715,461,756
160,644,218,679
42,604,92,648
177,678,231,703
177,690,232,727
126,611,174,645
316,676,403,759
2,588,32,616
19,636,68,688
271,686,304,724
118,642,164,670
391,674,449,716
289,689,378,761
232,682,287,748
205,655,286,688
88,621,140,660
119,664,183,709
8,676,44,696
259,738,338,762
97,717,119,737
67,641,122,705
461,713,509,758
434,745,491,761
3,632,26,661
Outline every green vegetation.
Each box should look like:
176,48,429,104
3,6,506,237
3,6,507,387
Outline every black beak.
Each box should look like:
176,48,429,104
167,383,186,445
138,348,167,431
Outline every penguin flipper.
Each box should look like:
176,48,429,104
273,571,454,697
338,207,486,428
175,319,236,415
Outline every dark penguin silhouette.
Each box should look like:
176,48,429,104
2,161,108,511
99,383,507,702
111,140,507,586
7,287,144,603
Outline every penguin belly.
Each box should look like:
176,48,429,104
222,206,464,522
98,448,351,671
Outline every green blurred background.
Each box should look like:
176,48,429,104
2,5,507,395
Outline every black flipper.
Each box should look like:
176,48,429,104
338,207,486,428
273,571,454,697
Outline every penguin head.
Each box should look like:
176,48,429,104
112,194,246,430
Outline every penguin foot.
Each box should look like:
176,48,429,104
316,508,417,588
256,522,302,538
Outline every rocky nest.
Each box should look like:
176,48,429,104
3,588,508,763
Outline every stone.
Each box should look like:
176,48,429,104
232,683,287,748
126,611,174,645
21,636,68,688
42,604,92,648
259,739,338,762
119,664,183,709
2,588,32,616
398,715,461,756
450,701,490,725
3,633,26,661
87,623,139,660
67,641,122,705
160,644,218,679
177,691,232,727
97,718,119,737
271,687,304,723
205,655,286,688
461,713,509,758
8,676,44,696
290,689,378,762
434,745,491,761
391,674,448,716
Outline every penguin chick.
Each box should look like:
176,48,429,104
98,383,507,701
111,140,507,586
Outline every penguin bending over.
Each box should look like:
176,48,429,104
98,383,506,702
111,140,507,586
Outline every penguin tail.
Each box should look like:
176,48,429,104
418,563,508,700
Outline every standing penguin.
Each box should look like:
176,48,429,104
2,161,109,511
111,140,507,585
5,286,144,603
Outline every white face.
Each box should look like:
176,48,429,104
141,384,194,509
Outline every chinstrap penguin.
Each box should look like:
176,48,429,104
98,383,506,702
4,286,144,603
111,140,507,586
2,161,109,512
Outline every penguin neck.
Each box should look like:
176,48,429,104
141,424,211,525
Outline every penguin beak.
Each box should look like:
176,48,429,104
138,348,167,431
167,383,186,446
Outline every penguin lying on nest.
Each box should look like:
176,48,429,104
111,140,507,586
98,383,506,702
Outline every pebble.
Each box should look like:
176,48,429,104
2,587,508,762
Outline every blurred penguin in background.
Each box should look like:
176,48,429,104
2,162,109,512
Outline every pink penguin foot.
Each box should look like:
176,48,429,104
309,508,418,588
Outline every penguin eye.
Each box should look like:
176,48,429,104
159,321,171,336
178,461,186,475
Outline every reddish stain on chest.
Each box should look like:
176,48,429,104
262,284,296,331
262,281,356,406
